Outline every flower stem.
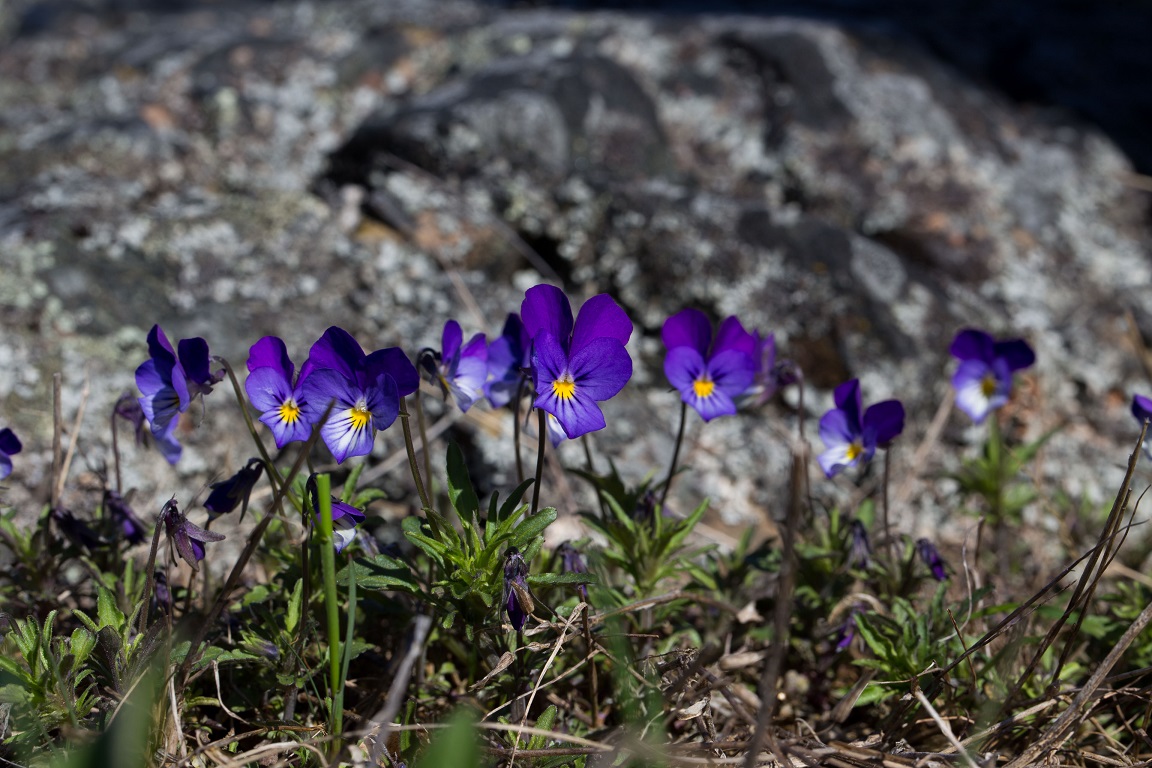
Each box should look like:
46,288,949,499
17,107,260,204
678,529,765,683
413,393,433,503
660,401,688,509
399,397,431,510
314,473,345,744
513,376,527,484
216,356,284,497
530,408,547,516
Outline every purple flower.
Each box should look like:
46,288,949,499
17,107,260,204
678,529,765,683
818,379,905,478
834,607,863,652
735,331,784,408
521,285,633,440
485,313,531,409
556,541,589,601
916,538,949,581
114,393,181,463
503,546,531,631
245,336,312,448
134,325,221,464
104,490,148,545
950,329,1035,424
299,327,419,463
204,457,264,522
662,309,756,421
308,472,367,553
847,519,871,570
1131,394,1152,459
421,320,488,412
161,497,224,572
0,427,22,481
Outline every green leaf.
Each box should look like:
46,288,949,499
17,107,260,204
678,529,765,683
528,704,559,750
528,572,597,587
286,579,304,635
415,708,480,768
342,462,366,503
96,587,125,632
497,479,535,524
337,555,421,593
446,443,480,520
506,507,558,550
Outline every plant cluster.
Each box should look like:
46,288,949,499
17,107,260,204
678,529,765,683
1,287,1152,767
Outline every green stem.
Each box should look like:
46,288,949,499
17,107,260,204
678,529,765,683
414,392,433,504
660,401,688,509
399,398,431,510
216,357,282,493
513,376,527,484
315,473,344,743
530,408,547,516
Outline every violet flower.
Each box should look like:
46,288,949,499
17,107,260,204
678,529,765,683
916,538,949,581
161,497,225,572
114,393,181,463
134,325,222,464
307,473,366,552
662,309,756,421
204,457,264,523
521,285,633,440
0,427,22,481
1130,394,1152,459
420,320,488,412
104,490,148,545
245,336,312,448
485,313,531,409
818,379,905,478
300,327,419,463
503,546,531,631
950,329,1035,424
556,541,589,602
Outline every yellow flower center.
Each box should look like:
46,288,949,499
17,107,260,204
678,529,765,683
552,374,576,401
279,399,301,424
348,402,372,431
845,441,863,462
980,374,997,397
693,376,715,399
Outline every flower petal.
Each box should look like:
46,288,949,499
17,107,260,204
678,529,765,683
949,329,994,363
301,326,363,383
831,379,863,430
247,336,294,377
707,348,756,397
441,319,463,362
661,308,712,357
664,346,707,396
522,285,573,349
952,359,1001,424
571,294,632,353
245,365,294,413
714,315,757,358
177,337,214,387
365,347,419,397
0,428,22,457
819,407,857,449
993,338,1035,372
863,400,905,446
568,337,632,401
687,386,737,421
1132,394,1152,423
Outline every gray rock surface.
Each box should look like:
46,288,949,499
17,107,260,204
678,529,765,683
1,0,1149,556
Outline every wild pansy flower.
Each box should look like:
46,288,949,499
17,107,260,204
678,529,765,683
1131,394,1152,458
134,325,222,463
521,284,633,440
950,328,1035,424
818,379,905,478
300,327,419,463
419,320,488,413
0,427,22,480
662,309,756,421
485,313,531,409
114,393,181,463
916,538,949,581
245,336,312,448
503,546,531,631
104,490,147,545
161,497,224,572
204,457,264,523
323,498,366,553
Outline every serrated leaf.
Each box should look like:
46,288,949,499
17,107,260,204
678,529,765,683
506,507,557,549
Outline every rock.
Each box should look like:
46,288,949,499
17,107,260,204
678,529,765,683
0,0,1149,562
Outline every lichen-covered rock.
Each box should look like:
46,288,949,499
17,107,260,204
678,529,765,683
1,0,1149,557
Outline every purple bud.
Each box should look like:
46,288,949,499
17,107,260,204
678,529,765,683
104,490,148,545
847,520,871,570
503,547,531,631
556,541,589,601
916,538,948,581
204,458,264,522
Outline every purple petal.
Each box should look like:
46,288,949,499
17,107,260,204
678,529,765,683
365,347,419,397
818,441,859,478
949,329,994,363
320,406,376,463
0,453,11,480
664,346,707,395
567,337,632,401
245,365,294,413
146,324,176,364
365,373,400,431
247,367,312,448
531,331,569,387
754,332,776,375
441,320,463,361
707,348,756,397
1132,394,1152,423
819,408,858,452
247,336,294,377
952,359,1004,424
831,379,863,430
301,327,363,382
153,420,183,464
522,285,573,350
449,355,488,412
714,316,757,358
688,386,738,421
863,400,905,446
545,413,568,446
0,428,22,456
661,308,712,357
301,369,359,420
993,339,1035,372
571,294,632,354
177,337,214,387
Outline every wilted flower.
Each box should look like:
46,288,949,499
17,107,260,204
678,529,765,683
847,519,872,570
0,427,22,481
204,457,264,523
556,541,589,602
915,538,949,581
134,325,222,464
485,313,531,409
300,327,419,463
950,329,1035,424
161,497,225,572
419,320,488,412
661,309,756,421
503,546,532,631
114,393,181,463
104,489,148,545
521,285,633,440
818,379,905,478
246,336,313,448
